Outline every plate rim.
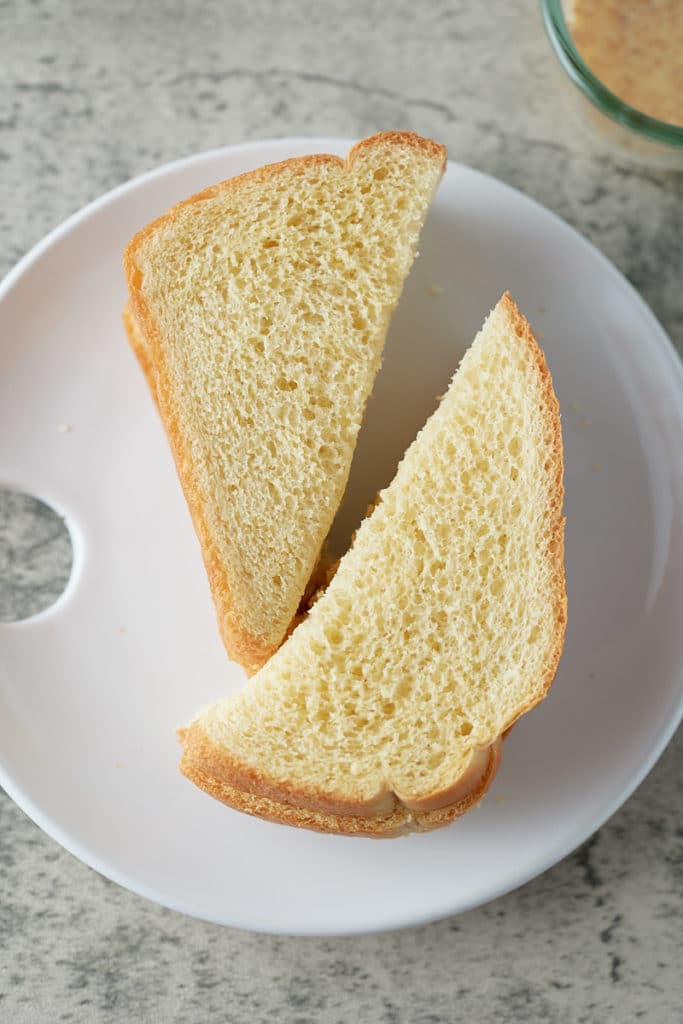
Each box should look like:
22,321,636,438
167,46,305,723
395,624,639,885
1,136,682,936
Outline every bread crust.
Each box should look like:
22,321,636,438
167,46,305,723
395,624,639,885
177,293,566,837
122,303,159,409
179,723,501,837
124,132,447,673
496,292,567,721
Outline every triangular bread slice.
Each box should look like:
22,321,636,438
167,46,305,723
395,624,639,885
124,132,446,672
179,294,567,836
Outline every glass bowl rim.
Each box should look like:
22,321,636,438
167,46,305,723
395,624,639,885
540,0,683,148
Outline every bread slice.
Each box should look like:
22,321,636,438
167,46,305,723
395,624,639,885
179,293,567,836
124,132,446,672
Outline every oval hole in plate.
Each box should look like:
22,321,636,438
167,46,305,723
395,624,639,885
0,487,73,622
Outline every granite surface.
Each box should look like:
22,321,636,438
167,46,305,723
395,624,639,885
1,0,682,1021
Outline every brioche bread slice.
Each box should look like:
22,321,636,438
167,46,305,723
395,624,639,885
179,293,566,836
124,132,446,672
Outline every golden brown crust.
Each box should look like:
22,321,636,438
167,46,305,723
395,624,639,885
348,130,447,170
122,303,159,410
124,132,446,674
179,725,501,837
180,720,395,816
495,292,567,725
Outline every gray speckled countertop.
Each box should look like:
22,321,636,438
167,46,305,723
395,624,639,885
1,1,682,1021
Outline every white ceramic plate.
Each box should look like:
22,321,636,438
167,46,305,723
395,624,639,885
1,138,682,936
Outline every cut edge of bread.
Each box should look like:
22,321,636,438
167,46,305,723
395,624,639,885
123,131,447,672
177,293,567,836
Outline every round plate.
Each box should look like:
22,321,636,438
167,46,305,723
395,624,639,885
1,139,682,936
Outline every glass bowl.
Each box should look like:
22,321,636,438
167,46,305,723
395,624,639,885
541,0,683,169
